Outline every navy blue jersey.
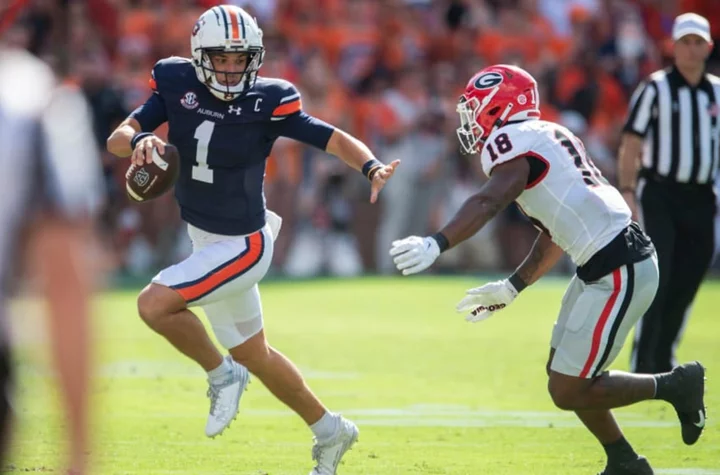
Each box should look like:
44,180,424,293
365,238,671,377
130,57,335,235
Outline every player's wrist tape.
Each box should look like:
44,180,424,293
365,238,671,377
508,273,528,293
362,159,383,181
431,232,449,253
131,132,154,150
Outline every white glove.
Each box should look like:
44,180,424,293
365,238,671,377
455,279,519,323
389,236,440,275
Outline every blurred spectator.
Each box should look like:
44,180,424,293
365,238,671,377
0,35,105,475
375,67,447,273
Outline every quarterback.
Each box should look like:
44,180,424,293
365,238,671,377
390,65,706,474
107,5,398,474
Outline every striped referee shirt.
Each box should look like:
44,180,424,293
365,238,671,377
624,66,720,185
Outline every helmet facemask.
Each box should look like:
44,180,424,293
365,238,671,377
195,46,264,101
456,96,485,155
456,86,519,155
456,86,503,154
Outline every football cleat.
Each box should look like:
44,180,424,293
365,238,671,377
598,456,654,475
664,361,707,445
309,416,359,475
205,356,249,438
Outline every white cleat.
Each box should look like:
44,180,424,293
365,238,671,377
309,416,359,475
205,356,249,438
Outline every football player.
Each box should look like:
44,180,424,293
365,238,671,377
107,6,398,474
390,65,706,474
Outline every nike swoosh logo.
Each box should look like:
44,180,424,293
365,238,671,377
694,410,706,428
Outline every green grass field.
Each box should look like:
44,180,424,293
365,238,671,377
6,277,720,474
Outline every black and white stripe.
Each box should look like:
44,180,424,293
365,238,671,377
624,67,720,185
591,264,635,378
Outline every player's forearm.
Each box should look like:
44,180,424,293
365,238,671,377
107,118,142,158
514,232,564,286
438,192,506,249
617,133,643,190
325,128,379,172
438,162,526,250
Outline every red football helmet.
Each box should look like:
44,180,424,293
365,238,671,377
456,64,541,154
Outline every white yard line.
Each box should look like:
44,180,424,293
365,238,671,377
16,403,683,429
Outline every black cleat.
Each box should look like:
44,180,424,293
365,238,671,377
598,456,654,475
664,361,707,445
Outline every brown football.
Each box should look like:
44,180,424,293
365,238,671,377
125,144,180,202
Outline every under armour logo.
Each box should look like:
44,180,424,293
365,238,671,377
228,105,242,115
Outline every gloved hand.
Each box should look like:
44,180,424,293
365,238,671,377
389,236,441,276
455,279,519,323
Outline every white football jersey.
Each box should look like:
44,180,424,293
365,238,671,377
479,119,631,266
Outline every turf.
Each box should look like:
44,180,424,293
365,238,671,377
6,277,720,474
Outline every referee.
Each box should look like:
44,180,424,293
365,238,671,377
619,13,719,374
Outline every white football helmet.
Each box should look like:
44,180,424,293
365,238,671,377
190,5,265,101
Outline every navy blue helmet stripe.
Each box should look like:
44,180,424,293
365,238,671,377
239,11,246,39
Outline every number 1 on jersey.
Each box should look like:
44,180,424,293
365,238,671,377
193,120,215,184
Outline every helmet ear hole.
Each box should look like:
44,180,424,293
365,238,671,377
488,106,501,116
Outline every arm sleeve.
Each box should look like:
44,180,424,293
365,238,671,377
623,80,656,137
272,111,336,150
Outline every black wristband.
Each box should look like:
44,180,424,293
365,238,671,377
431,232,449,253
361,159,383,180
508,273,528,293
131,132,154,150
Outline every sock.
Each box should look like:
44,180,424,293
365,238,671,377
603,436,637,465
310,411,339,441
652,370,675,401
207,356,233,384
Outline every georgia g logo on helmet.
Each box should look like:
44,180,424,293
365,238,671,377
473,72,503,90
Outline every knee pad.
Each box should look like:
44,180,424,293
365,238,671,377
202,285,265,349
206,311,263,349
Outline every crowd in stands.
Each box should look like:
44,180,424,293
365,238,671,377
6,0,720,277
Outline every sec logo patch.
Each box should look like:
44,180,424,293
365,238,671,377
181,91,199,110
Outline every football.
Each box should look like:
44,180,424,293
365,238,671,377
125,144,180,202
